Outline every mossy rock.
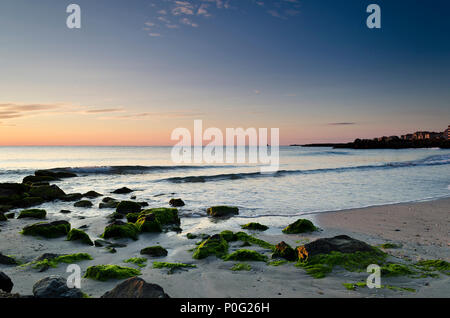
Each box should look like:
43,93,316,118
28,184,66,200
231,263,252,271
140,208,180,226
415,259,450,274
282,219,317,234
272,241,297,261
126,212,140,223
17,209,47,219
224,249,268,262
99,200,119,209
101,221,139,240
206,206,239,217
111,187,134,194
124,257,147,268
241,222,268,231
21,220,71,238
135,214,162,233
67,228,93,246
169,198,185,207
84,265,141,281
20,197,45,207
219,230,236,242
22,175,59,184
140,246,168,257
116,201,142,214
74,200,93,208
193,234,228,259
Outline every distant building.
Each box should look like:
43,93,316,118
445,125,450,140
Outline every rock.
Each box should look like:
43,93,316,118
23,175,59,184
5,212,15,219
0,272,13,293
126,212,140,223
0,253,18,265
140,246,168,257
0,291,24,298
67,229,93,246
282,219,317,234
206,206,239,217
101,220,139,240
272,241,297,261
60,210,71,214
84,265,141,281
116,201,142,214
140,208,180,226
83,191,103,198
61,193,83,202
0,183,29,199
101,277,169,298
241,222,268,231
169,198,185,207
102,197,117,203
135,214,162,233
99,198,119,209
297,235,374,260
74,200,93,208
19,197,45,208
0,213,7,222
28,184,66,201
22,220,71,238
34,170,77,179
111,187,133,194
32,276,83,298
17,209,47,219
193,234,228,259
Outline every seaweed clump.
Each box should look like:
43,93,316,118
282,219,317,234
84,265,141,281
66,228,94,246
224,249,268,262
124,257,147,268
192,234,229,259
241,222,268,231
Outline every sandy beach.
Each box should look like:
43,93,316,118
1,195,448,298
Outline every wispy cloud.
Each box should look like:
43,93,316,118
328,122,357,126
100,110,205,120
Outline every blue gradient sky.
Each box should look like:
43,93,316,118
0,0,449,145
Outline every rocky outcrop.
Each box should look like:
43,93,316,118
0,272,13,293
111,187,134,194
297,235,374,259
101,277,169,298
32,276,83,298
22,220,71,238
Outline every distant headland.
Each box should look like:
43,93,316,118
293,125,450,149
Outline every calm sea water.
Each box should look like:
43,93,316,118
0,146,449,220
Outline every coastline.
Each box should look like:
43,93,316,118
1,196,449,298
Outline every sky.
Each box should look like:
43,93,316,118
0,0,449,146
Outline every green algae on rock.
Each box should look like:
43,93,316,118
241,222,268,231
193,234,229,259
21,220,71,238
380,263,415,277
17,209,46,219
84,265,141,281
231,263,252,271
153,261,196,274
272,241,297,261
224,249,268,262
140,246,168,257
141,208,180,226
282,219,317,234
135,214,162,233
28,184,66,200
67,228,93,246
378,243,401,249
24,253,92,270
415,259,450,275
124,257,147,268
74,200,93,208
206,206,239,217
101,221,139,240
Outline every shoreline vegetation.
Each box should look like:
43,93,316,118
0,169,449,298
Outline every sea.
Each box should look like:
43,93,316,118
0,146,449,226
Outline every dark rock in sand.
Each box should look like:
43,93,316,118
111,187,134,194
116,201,142,214
83,191,103,198
33,276,83,298
74,200,93,208
0,253,18,265
0,272,13,293
272,241,297,261
298,235,374,259
140,246,168,257
60,210,71,214
101,277,169,298
169,198,185,207
67,228,93,246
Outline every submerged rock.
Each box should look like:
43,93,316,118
74,200,93,208
0,272,13,293
83,191,103,198
169,198,185,207
116,201,142,214
101,277,169,298
61,193,83,202
282,219,317,234
32,276,83,298
206,206,239,217
111,187,134,194
22,220,71,238
140,246,168,257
